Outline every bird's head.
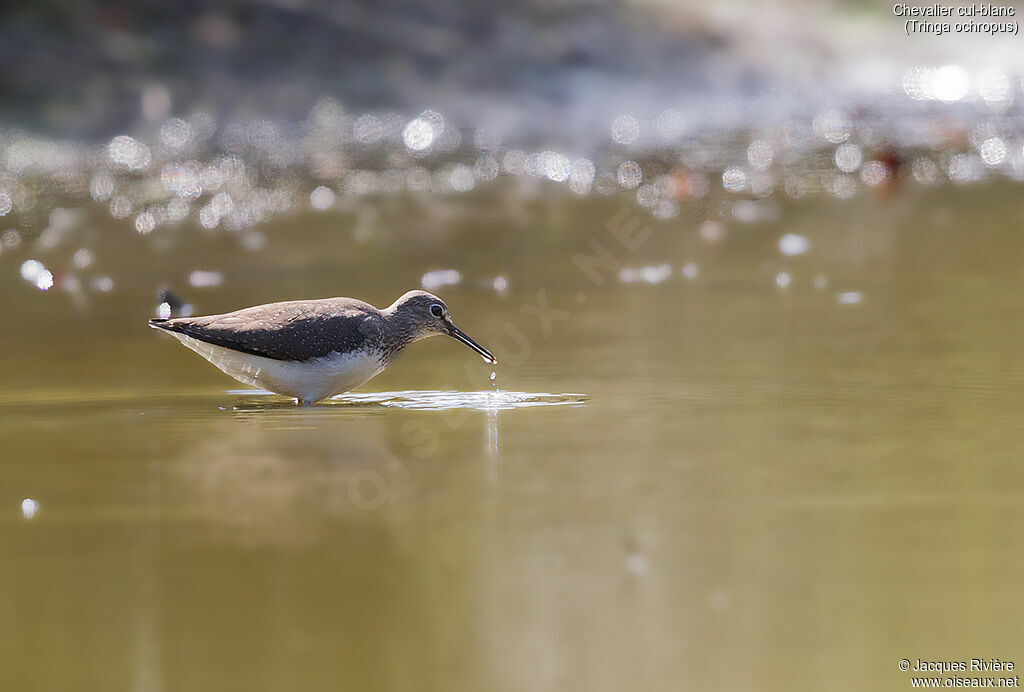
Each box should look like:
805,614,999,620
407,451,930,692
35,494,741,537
387,290,497,364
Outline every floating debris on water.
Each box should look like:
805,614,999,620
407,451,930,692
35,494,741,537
421,269,461,291
156,287,193,317
620,264,671,284
2,230,21,249
21,498,39,520
617,161,643,189
72,248,93,269
309,186,336,210
90,276,114,293
20,260,53,291
779,233,810,256
189,270,224,288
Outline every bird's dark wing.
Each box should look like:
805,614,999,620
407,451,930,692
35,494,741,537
149,299,386,361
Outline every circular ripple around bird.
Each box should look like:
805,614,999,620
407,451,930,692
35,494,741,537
329,390,588,411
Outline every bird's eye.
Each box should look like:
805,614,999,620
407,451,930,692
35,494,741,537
430,304,444,318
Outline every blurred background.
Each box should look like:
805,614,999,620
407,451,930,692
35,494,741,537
3,1,1024,690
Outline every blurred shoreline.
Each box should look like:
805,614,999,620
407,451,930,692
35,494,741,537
3,1,1022,141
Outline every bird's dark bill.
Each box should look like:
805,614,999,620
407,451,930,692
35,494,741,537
449,324,497,364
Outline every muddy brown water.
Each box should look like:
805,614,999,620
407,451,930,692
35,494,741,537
2,183,1023,690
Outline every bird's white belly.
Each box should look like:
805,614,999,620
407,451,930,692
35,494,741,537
172,333,384,402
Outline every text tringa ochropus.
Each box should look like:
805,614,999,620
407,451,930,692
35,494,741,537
150,290,496,404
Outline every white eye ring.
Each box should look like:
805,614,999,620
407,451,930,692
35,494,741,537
430,304,444,318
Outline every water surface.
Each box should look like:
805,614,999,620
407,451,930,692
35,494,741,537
2,184,1024,691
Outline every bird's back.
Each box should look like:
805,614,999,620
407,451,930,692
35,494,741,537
149,297,387,362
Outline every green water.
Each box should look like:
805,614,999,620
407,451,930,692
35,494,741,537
2,184,1024,690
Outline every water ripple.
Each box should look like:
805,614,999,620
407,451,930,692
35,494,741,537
228,389,587,410
337,390,587,410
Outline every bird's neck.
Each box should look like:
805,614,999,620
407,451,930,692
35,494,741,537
379,309,428,363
